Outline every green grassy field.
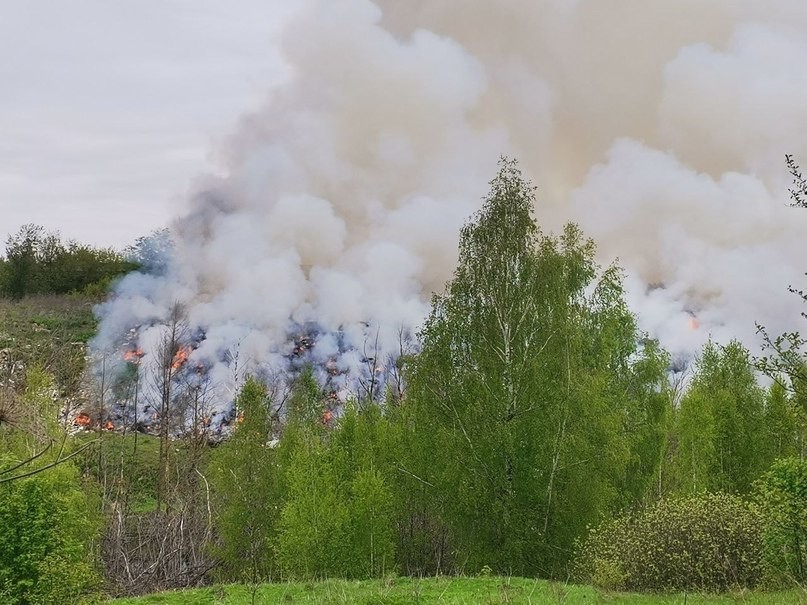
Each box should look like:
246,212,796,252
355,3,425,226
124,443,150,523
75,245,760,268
109,577,805,605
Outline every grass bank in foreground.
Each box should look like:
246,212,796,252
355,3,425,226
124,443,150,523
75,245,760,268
109,577,805,604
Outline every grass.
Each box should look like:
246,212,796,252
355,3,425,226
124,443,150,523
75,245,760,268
108,577,805,605
0,293,99,394
75,432,163,507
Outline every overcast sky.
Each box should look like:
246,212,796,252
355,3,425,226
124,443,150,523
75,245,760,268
0,1,295,249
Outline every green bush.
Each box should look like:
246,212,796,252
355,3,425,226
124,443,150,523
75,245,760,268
576,492,764,592
0,464,101,604
1,224,138,299
754,457,807,586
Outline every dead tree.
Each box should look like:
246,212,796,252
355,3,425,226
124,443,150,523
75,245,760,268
146,302,189,510
358,327,381,405
102,303,216,596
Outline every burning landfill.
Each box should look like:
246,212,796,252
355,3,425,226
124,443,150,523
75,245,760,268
89,0,807,435
87,318,412,437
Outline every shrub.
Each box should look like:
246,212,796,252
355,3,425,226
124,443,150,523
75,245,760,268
0,464,101,604
754,457,807,586
576,492,764,592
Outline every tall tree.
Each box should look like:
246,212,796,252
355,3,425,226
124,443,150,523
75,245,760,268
672,341,767,495
3,224,43,299
763,381,799,461
405,159,668,575
208,378,280,585
755,155,807,445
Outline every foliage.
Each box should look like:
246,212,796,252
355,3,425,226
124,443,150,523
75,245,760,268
74,433,162,508
0,465,101,604
762,382,801,461
208,378,280,584
671,341,768,495
755,156,807,409
0,223,138,299
576,492,765,593
275,429,352,579
754,457,807,586
785,154,807,209
276,397,397,580
405,159,668,575
1,224,42,300
125,228,174,276
0,368,102,604
331,404,397,578
348,468,396,577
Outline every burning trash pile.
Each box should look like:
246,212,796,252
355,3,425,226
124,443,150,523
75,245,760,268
86,1,807,439
85,317,413,439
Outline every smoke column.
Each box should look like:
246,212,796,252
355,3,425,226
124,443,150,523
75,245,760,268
93,0,807,418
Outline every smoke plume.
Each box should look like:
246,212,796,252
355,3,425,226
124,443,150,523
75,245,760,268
93,0,807,420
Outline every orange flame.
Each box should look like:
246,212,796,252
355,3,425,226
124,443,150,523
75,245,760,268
688,316,700,331
171,345,191,370
103,420,115,431
74,413,92,427
123,348,144,363
322,409,334,425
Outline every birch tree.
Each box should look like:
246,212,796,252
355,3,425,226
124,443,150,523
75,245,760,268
673,341,769,495
208,378,279,585
405,159,667,575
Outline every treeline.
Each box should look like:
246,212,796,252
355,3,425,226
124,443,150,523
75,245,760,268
0,161,806,602
0,223,138,299
197,158,805,588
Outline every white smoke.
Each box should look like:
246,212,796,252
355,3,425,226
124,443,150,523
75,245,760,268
94,0,807,418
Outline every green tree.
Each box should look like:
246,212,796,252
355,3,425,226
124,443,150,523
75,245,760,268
275,393,398,579
3,224,43,299
275,430,351,579
1,224,138,298
755,155,807,447
0,465,101,604
405,159,668,575
673,341,767,495
348,468,396,577
0,367,101,604
754,457,807,585
329,404,397,577
763,381,799,461
209,378,280,584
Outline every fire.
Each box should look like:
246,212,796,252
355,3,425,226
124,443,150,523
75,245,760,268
122,347,144,363
688,316,700,331
103,420,115,431
74,412,92,427
171,345,191,370
322,409,334,425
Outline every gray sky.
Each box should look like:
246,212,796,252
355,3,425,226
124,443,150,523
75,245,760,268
0,1,294,249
